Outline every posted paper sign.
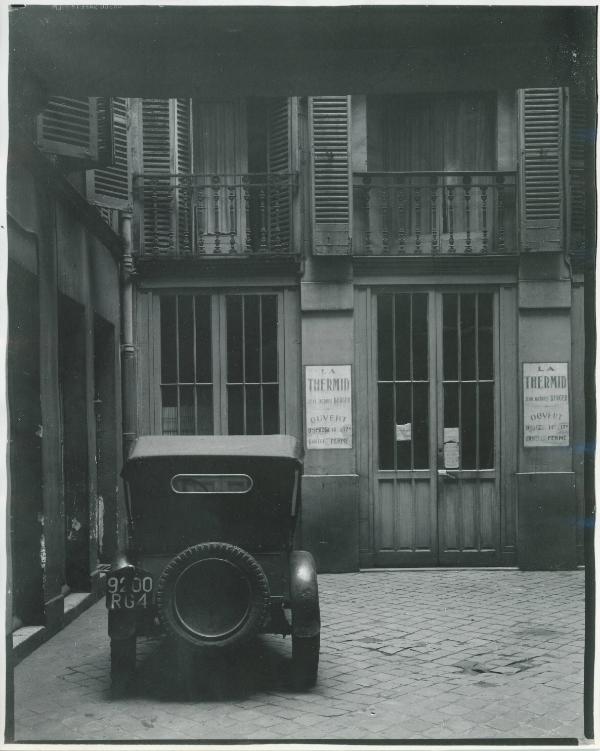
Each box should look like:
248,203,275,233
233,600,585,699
443,427,460,469
523,362,569,447
305,365,352,449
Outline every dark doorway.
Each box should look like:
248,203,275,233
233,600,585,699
94,315,118,563
7,261,43,628
59,296,90,591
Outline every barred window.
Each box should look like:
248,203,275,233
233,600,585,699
226,294,279,435
160,294,213,435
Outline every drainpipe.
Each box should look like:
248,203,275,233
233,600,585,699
119,211,137,463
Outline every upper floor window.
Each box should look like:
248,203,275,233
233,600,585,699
366,93,497,172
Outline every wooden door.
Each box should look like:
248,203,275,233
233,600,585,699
371,288,500,565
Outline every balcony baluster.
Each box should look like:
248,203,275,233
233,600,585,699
481,185,488,254
447,185,455,254
212,175,221,254
464,176,472,254
415,187,422,254
430,176,439,254
496,175,505,254
228,185,237,254
362,176,372,255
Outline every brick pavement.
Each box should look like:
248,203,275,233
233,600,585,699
12,569,585,741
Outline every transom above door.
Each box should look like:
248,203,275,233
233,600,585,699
371,288,500,566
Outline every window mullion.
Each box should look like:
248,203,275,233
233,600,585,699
175,294,181,435
242,296,247,434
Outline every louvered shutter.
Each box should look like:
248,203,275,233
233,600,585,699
267,98,295,251
309,96,352,255
37,96,99,161
87,98,131,210
518,88,566,252
174,99,192,254
141,99,173,253
568,87,589,258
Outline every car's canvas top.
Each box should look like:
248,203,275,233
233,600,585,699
126,434,303,464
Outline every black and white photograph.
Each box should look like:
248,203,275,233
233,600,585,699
3,1,597,744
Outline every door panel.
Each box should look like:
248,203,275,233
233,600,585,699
373,291,437,565
436,291,499,564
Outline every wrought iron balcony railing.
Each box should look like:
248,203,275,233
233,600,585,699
133,173,298,257
353,171,517,256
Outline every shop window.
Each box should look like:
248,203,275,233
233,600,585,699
160,294,213,435
159,292,280,436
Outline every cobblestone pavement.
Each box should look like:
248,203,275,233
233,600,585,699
13,569,585,742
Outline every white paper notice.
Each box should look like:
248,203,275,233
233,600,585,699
305,365,352,449
396,423,412,441
523,362,569,447
443,426,460,469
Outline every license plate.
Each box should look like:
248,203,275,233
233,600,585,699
106,572,153,610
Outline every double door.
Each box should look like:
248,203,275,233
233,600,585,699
369,289,500,566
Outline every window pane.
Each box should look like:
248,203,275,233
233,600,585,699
261,295,278,383
245,384,261,435
226,296,243,383
460,294,476,381
178,296,194,383
461,382,477,469
228,385,244,434
378,382,394,469
478,293,494,380
479,382,494,468
244,296,261,383
413,382,429,469
443,381,459,429
161,385,178,435
394,294,411,381
443,293,458,380
377,294,393,381
196,385,213,435
412,293,428,380
263,384,279,434
161,295,177,383
195,296,212,383
395,381,411,469
179,386,195,435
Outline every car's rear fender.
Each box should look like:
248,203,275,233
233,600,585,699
289,550,320,638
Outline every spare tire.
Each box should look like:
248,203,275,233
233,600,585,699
156,542,270,649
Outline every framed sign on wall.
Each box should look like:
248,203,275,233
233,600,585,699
305,365,352,449
522,362,569,447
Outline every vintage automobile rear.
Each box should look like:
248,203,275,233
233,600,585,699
107,434,320,693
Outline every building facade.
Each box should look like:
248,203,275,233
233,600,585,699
7,92,125,644
6,10,595,649
94,86,591,572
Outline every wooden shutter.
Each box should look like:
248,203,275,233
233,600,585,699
37,96,99,161
174,99,192,254
568,87,589,258
87,98,130,210
518,88,565,252
268,98,296,251
309,96,352,255
141,99,172,253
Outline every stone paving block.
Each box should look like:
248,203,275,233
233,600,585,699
12,569,585,742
